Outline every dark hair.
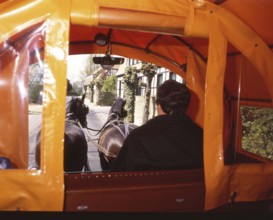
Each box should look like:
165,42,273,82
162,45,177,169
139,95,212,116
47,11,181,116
156,79,190,115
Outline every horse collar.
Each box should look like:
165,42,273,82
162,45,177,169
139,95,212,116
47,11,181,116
65,119,80,127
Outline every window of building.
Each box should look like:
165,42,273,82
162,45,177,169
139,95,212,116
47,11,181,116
169,72,176,80
157,74,163,88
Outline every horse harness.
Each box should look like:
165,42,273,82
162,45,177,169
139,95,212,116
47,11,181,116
84,113,135,160
65,113,91,172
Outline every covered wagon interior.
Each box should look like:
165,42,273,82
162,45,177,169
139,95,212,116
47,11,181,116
0,0,273,212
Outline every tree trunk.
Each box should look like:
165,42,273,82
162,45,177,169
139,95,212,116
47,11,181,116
142,77,152,123
95,83,102,105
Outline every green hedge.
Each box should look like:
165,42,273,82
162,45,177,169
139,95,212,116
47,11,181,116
241,106,273,160
98,91,116,106
28,84,43,104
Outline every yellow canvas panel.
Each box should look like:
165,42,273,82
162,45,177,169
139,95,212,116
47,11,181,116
0,0,70,210
186,50,206,128
69,0,273,211
0,0,272,211
201,1,273,210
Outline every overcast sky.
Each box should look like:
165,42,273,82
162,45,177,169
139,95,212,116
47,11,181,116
67,54,89,83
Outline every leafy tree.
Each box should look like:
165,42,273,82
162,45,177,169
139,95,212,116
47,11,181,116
89,81,95,102
140,63,158,123
71,81,84,96
28,84,43,104
99,74,117,106
84,55,101,77
102,74,116,93
67,79,73,95
28,63,43,103
123,66,139,123
95,77,103,105
241,106,273,160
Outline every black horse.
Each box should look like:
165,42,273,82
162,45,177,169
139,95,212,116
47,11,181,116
35,95,91,172
97,98,138,171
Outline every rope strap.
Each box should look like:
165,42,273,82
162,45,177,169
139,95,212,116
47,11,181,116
83,120,135,159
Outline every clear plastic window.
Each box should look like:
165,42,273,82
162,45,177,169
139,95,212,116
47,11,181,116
240,105,273,161
28,62,44,169
0,22,45,170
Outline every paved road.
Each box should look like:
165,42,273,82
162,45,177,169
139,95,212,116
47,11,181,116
28,110,42,169
28,97,110,172
84,100,111,172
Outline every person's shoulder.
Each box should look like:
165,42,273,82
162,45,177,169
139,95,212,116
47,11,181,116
142,115,168,128
127,116,162,136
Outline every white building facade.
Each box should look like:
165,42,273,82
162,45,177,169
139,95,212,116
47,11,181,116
115,58,184,125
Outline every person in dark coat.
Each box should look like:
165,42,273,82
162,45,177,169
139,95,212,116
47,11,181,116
111,79,203,171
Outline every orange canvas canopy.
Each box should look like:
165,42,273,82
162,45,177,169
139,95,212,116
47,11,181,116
69,1,273,210
0,0,272,211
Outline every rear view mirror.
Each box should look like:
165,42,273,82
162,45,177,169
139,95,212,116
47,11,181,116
93,55,125,70
93,55,124,65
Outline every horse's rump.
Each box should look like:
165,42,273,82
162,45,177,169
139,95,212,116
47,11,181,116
94,98,138,171
64,121,88,172
98,122,137,170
